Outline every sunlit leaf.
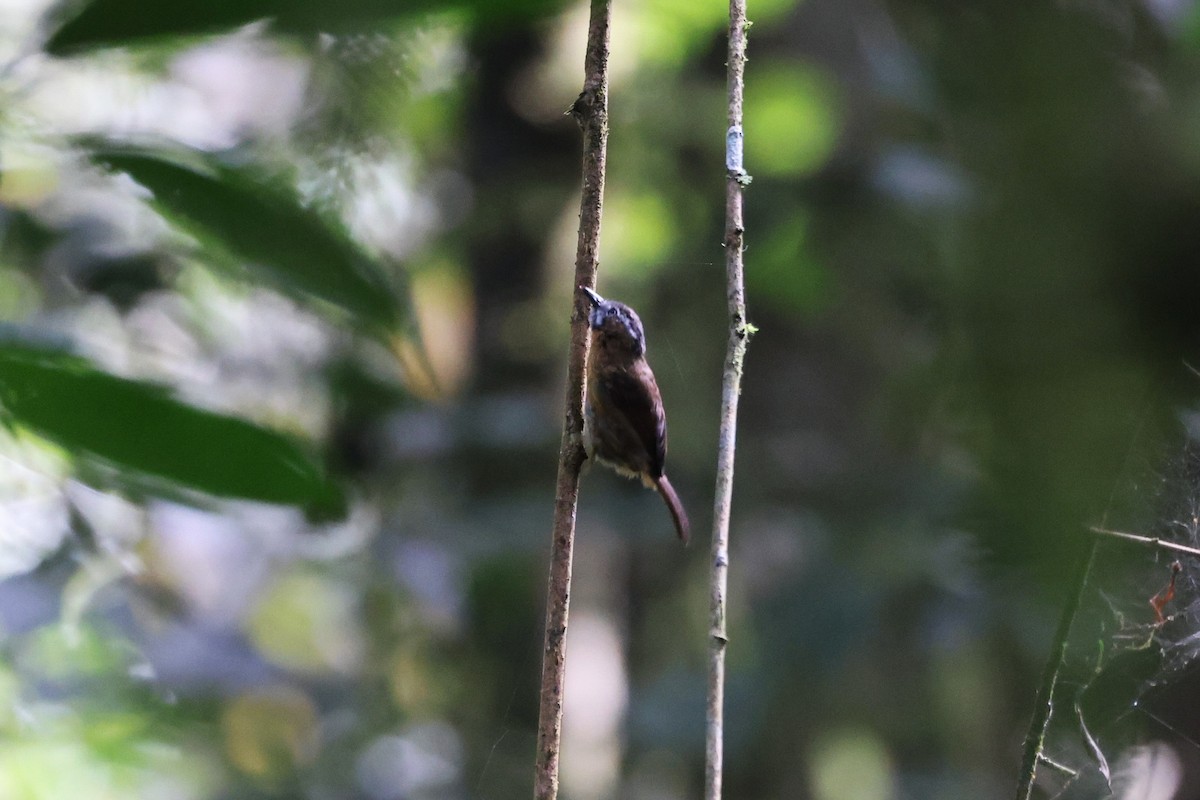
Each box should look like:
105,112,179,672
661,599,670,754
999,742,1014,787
745,62,841,177
247,570,363,674
223,687,320,779
94,152,400,331
0,343,345,516
45,0,569,54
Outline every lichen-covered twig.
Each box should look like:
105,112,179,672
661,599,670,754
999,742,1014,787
706,2,752,798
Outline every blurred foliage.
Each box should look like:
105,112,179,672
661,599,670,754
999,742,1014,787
45,0,568,52
0,343,344,514
745,61,842,177
90,151,402,331
3,0,1200,798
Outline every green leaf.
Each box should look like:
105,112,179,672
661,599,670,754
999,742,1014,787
95,152,399,331
45,0,569,54
745,62,842,178
0,343,345,516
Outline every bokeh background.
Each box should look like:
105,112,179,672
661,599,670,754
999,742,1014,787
3,0,1200,798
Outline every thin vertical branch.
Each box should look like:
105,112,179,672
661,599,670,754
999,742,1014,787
707,2,751,799
533,1,610,799
1014,536,1097,800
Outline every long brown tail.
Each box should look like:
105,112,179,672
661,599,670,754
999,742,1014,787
655,475,690,545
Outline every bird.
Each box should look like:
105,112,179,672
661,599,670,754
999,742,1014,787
580,286,690,544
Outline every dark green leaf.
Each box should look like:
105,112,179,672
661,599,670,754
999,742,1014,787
45,0,569,54
95,152,399,331
0,343,345,516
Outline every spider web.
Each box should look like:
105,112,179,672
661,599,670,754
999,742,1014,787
1037,424,1200,799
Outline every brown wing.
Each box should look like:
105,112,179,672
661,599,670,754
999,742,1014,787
599,362,667,478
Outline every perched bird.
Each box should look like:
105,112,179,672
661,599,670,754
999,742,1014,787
580,286,690,544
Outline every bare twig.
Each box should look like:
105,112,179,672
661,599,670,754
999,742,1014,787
706,2,751,799
533,1,611,799
1089,526,1200,559
1037,754,1078,778
1014,537,1097,800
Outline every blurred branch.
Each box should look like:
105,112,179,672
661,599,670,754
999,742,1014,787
533,1,610,798
1014,537,1097,800
707,1,751,798
1089,526,1200,559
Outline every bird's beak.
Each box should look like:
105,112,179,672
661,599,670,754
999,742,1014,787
580,286,604,307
